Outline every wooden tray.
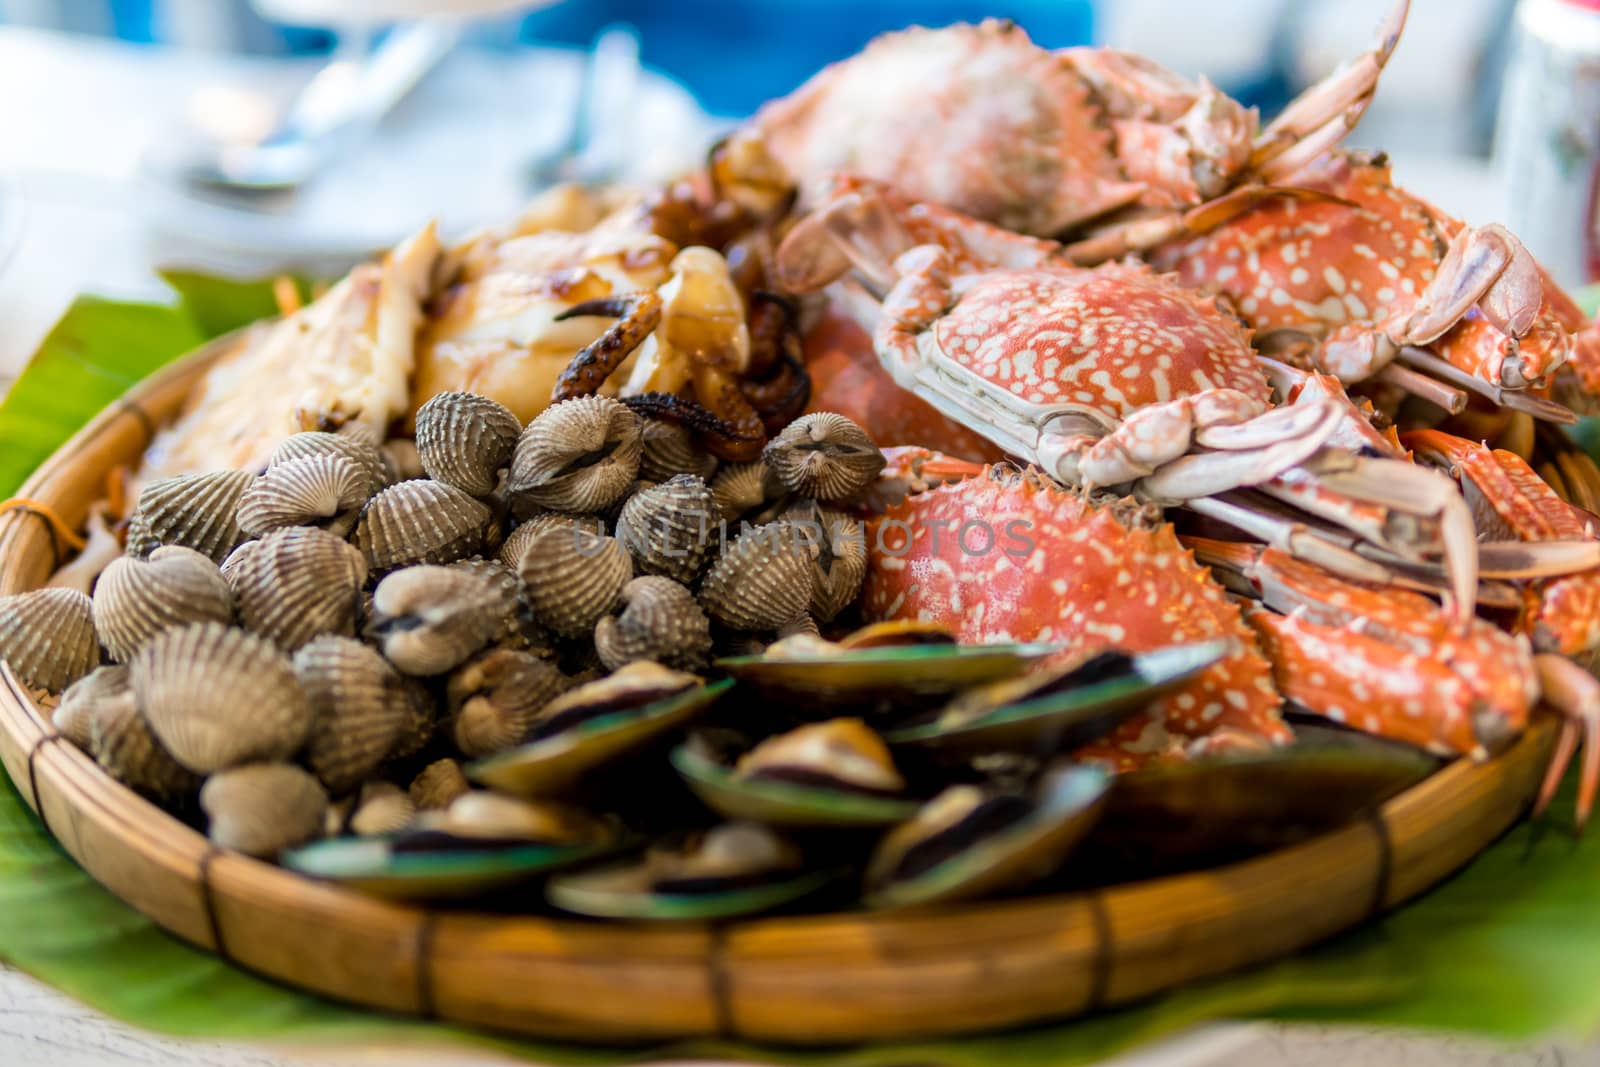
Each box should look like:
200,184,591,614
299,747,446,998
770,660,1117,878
0,338,1559,1044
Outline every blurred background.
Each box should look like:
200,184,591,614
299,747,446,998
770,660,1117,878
0,0,1579,370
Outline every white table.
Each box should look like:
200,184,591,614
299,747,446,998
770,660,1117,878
0,24,1583,1067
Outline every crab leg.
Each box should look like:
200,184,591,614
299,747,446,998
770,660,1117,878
1251,0,1410,173
1531,654,1600,829
1194,539,1537,750
1406,429,1600,661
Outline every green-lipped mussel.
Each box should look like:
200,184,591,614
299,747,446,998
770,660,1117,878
863,764,1111,910
466,663,731,797
886,641,1231,753
546,822,831,920
282,792,620,900
671,719,921,828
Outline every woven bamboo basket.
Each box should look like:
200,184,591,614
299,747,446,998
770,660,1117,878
0,336,1560,1044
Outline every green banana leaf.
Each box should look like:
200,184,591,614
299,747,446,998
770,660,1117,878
2,279,1600,1064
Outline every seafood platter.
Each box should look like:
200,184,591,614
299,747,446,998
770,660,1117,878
0,0,1597,1043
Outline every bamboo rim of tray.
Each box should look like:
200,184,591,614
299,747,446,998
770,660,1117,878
0,337,1559,1044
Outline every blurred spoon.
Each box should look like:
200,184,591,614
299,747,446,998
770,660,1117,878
525,24,642,190
150,19,462,196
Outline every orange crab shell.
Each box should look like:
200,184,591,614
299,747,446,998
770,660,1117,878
1152,152,1571,388
860,468,1288,770
803,312,1004,464
926,261,1269,422
753,21,1144,237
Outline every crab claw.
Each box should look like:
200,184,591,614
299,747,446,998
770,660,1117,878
1532,653,1600,832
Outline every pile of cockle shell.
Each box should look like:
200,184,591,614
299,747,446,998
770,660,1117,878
0,395,1436,916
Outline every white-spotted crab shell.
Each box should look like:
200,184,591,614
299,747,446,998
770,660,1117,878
353,479,492,570
55,664,128,750
201,763,328,857
763,412,886,501
699,521,815,632
126,469,254,563
236,454,373,537
446,648,568,758
88,676,200,800
410,757,471,810
594,576,713,672
93,546,234,662
294,635,412,795
367,564,510,676
518,526,633,638
0,588,98,692
227,526,368,652
615,474,718,584
349,781,417,836
415,391,523,497
506,396,642,516
270,430,389,498
639,419,718,483
132,623,313,774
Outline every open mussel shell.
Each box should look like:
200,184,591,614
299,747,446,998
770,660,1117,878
863,766,1111,910
717,636,1057,709
283,793,618,900
1080,726,1440,875
466,671,732,798
670,721,920,828
546,822,830,921
886,641,1230,753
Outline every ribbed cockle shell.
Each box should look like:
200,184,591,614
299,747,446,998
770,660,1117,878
270,431,388,498
294,635,412,795
415,391,522,497
594,576,712,672
93,546,234,662
55,664,128,750
0,588,98,692
353,479,491,570
132,622,313,774
639,418,718,483
710,461,787,524
615,474,717,584
498,512,606,570
367,565,509,676
410,757,471,810
236,454,372,537
88,676,199,800
698,521,815,631
201,763,328,857
446,648,567,758
785,501,867,622
126,469,254,563
506,396,642,516
518,526,632,638
349,781,416,836
227,526,368,652
762,412,885,501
